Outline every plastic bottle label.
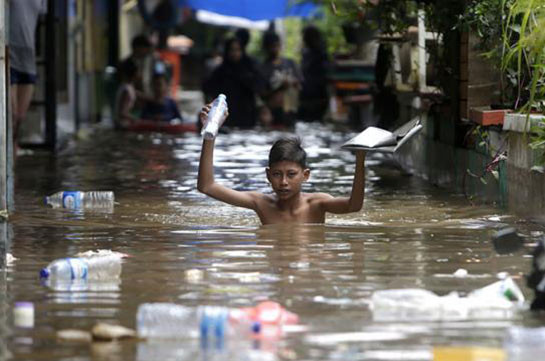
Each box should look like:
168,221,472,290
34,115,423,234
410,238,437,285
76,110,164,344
65,258,88,279
62,192,81,209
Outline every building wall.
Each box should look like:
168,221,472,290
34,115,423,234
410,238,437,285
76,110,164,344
396,116,545,223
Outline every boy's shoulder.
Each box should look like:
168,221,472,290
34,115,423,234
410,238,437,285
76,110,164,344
304,192,334,202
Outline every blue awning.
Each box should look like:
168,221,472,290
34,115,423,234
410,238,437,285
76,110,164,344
181,0,318,21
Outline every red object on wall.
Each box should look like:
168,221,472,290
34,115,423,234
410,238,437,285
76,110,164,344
159,50,181,97
469,107,511,126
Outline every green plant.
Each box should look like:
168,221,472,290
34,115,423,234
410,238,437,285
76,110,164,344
500,0,545,111
461,0,545,167
501,0,545,166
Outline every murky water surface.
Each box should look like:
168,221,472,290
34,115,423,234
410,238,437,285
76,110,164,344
3,123,545,360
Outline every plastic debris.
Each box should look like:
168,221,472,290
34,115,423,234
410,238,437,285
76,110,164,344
57,329,93,343
91,323,136,341
371,276,525,321
492,227,523,254
184,269,204,283
453,268,468,278
6,253,17,266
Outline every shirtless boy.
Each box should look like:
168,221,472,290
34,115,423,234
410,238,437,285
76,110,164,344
197,106,366,225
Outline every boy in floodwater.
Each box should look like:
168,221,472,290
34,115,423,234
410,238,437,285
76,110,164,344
197,106,367,225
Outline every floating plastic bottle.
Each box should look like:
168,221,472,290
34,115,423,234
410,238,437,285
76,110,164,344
39,253,123,280
45,191,114,210
371,276,524,322
136,301,298,340
201,94,227,140
137,303,257,340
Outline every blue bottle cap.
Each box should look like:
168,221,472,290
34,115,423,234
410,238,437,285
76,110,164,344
252,321,261,334
39,268,50,278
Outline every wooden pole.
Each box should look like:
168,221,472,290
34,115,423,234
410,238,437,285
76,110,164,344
0,0,8,216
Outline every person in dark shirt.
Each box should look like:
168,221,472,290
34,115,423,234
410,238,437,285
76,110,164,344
203,37,262,128
141,73,182,122
298,25,330,122
260,31,301,128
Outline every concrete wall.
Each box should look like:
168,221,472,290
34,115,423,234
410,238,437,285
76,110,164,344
396,116,544,223
505,132,545,223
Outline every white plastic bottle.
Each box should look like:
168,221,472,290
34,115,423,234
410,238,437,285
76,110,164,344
45,191,114,210
136,303,260,340
39,255,122,280
201,94,227,140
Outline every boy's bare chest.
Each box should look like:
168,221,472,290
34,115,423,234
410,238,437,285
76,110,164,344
256,198,325,224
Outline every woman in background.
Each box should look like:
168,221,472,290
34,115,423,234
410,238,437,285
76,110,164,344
203,37,263,128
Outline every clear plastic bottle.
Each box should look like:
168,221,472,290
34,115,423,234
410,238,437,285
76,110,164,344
136,303,260,340
39,255,122,280
201,94,227,140
45,191,114,210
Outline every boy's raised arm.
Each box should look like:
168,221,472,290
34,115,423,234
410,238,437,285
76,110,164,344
319,150,366,214
197,107,259,210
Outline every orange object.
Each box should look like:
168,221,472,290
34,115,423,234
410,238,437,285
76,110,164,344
158,50,182,97
239,301,299,325
469,107,511,126
334,81,371,91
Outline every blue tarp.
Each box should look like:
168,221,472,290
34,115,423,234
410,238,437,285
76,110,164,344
181,0,317,21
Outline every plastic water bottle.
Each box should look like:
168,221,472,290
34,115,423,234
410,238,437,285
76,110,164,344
201,94,227,140
39,255,122,280
45,191,114,210
137,303,259,340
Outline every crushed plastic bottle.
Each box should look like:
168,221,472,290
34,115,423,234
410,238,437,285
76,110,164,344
201,94,227,140
468,276,525,305
371,276,525,322
39,252,123,280
45,191,114,210
136,301,298,340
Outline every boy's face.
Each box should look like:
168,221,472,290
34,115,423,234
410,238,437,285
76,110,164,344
266,161,310,200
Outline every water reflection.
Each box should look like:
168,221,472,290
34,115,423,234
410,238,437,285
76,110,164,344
5,124,545,360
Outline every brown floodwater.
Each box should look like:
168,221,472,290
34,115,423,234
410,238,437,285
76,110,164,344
2,123,545,361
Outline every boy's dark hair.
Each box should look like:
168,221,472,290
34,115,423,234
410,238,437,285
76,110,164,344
262,31,280,50
118,58,138,80
268,137,307,169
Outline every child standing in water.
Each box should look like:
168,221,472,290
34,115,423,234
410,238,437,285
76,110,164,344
197,106,366,225
140,73,183,123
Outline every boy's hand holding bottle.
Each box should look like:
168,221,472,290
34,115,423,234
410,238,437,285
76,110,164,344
200,94,229,140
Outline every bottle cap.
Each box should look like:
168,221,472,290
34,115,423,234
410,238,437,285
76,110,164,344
14,301,34,328
39,268,50,279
